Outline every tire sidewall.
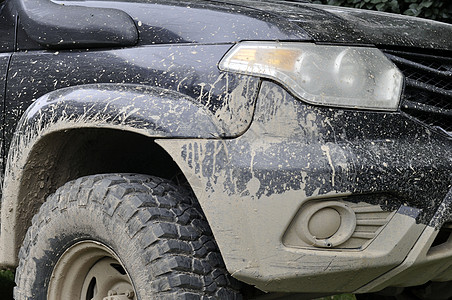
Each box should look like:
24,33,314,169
17,190,150,299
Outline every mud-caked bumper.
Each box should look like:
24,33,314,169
356,188,452,294
158,81,452,294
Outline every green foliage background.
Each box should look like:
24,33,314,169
312,0,452,23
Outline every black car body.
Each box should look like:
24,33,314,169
0,0,450,299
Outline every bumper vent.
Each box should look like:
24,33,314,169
429,222,452,252
383,50,452,133
342,202,395,249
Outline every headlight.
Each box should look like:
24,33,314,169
219,42,403,111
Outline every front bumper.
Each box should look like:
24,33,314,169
357,187,452,293
158,81,452,294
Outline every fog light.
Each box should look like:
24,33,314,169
308,208,341,239
295,201,356,248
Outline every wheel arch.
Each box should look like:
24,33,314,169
0,84,224,268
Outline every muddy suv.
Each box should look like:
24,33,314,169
0,0,450,299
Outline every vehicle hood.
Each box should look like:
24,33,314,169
68,0,452,50
221,0,452,50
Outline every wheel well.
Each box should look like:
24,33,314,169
15,128,184,259
12,128,262,296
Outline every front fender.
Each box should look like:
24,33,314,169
0,83,231,267
20,83,225,139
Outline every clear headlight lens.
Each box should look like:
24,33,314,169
219,42,403,111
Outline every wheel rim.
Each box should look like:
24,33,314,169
47,241,136,300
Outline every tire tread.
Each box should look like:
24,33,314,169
15,173,240,299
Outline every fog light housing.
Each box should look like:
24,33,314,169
295,201,356,248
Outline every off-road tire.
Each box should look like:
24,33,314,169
14,173,241,299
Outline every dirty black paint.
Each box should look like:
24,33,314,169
18,84,226,138
0,54,10,188
222,0,452,50
428,187,452,229
16,0,311,51
49,0,452,51
5,44,260,152
15,0,138,48
0,1,15,53
0,55,10,112
397,205,421,219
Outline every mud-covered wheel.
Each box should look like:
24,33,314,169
14,173,241,299
48,241,136,300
